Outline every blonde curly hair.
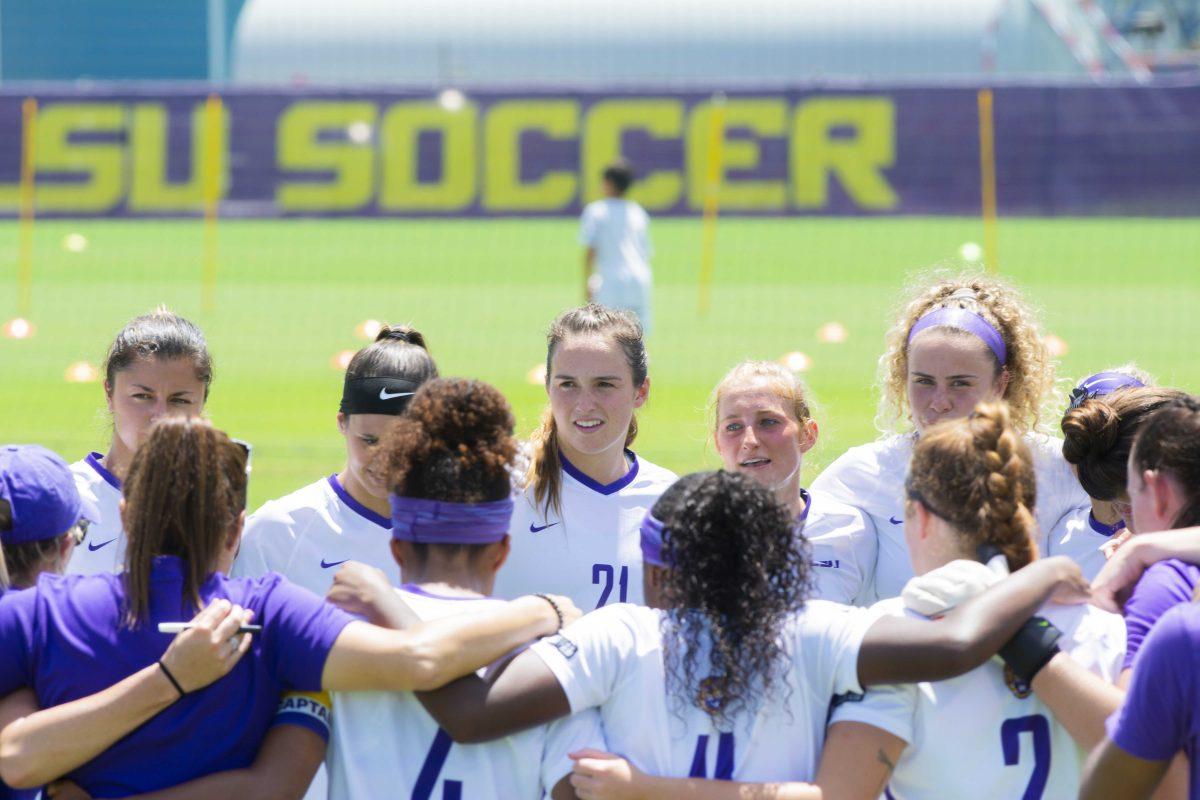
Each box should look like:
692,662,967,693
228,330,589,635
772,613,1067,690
877,271,1057,434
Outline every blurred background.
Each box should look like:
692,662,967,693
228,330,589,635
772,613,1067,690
0,0,1197,506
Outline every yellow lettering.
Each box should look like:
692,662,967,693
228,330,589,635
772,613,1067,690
277,101,377,211
484,100,578,212
687,99,787,211
34,103,124,212
791,98,898,210
129,103,228,211
379,102,476,211
581,99,683,211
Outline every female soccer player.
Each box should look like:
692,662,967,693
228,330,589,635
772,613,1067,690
234,325,437,594
0,417,577,797
1054,380,1186,582
812,274,1087,599
495,304,676,610
710,360,875,604
830,402,1125,800
67,309,213,575
401,469,1089,793
325,378,600,800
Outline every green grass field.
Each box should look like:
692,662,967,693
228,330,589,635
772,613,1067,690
2,217,1197,509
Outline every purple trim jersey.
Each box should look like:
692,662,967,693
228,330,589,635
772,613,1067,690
0,557,354,797
1121,559,1200,672
1108,601,1200,798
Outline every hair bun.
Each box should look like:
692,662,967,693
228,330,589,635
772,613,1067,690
1061,398,1121,467
376,325,427,350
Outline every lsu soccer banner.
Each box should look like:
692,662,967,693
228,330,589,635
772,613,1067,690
0,83,1197,217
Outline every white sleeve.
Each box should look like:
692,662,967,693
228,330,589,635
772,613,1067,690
796,601,882,699
530,605,640,713
540,709,606,792
579,205,599,246
639,208,652,259
231,505,293,579
828,681,918,745
807,507,878,607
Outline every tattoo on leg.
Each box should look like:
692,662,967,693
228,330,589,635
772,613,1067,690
877,748,896,775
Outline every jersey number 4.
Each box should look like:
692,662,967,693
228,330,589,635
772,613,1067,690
1000,714,1050,800
689,733,734,779
413,729,461,800
592,562,629,609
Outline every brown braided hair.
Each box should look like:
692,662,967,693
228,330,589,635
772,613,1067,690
906,401,1038,571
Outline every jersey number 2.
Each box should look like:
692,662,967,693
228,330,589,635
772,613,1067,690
689,732,734,779
413,729,462,800
592,563,628,609
1000,714,1050,800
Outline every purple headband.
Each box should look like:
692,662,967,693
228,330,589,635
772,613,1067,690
908,307,1007,366
1068,371,1147,411
639,510,669,568
390,495,514,545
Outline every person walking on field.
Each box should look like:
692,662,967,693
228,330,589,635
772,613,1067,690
580,160,653,334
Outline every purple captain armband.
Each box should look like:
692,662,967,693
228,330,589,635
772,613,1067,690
907,307,1007,366
390,494,514,545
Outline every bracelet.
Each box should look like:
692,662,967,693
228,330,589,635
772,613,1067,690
534,593,565,632
158,660,187,699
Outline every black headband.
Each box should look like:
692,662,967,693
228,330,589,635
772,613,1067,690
339,377,422,415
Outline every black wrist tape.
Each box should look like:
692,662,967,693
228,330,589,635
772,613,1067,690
998,616,1062,684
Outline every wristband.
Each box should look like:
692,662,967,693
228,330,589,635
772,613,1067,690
997,616,1062,684
158,660,187,699
534,593,565,632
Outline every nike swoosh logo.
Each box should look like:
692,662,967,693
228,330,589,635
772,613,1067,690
379,388,414,401
530,522,560,533
889,516,903,525
88,538,117,552
321,559,348,569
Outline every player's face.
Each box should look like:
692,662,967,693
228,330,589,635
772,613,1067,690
906,330,1007,434
339,413,394,499
1125,446,1185,535
714,384,815,494
106,357,206,455
548,334,648,461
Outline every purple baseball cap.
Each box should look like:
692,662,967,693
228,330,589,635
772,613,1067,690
0,445,101,545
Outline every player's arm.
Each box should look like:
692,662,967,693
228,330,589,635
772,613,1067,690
0,601,253,788
567,750,824,800
584,247,597,301
814,721,906,800
857,556,1089,685
1026,652,1123,750
1081,739,1171,800
1091,528,1200,612
416,648,572,743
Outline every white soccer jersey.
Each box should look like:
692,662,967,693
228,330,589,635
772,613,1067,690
580,198,653,326
1045,506,1124,581
495,452,676,611
531,600,879,782
803,489,878,606
328,587,603,800
831,599,1125,800
232,475,399,595
66,453,126,575
811,433,1088,600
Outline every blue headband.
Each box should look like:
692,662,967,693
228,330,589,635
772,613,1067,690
1068,371,1147,411
639,510,669,568
908,307,1007,366
390,495,513,545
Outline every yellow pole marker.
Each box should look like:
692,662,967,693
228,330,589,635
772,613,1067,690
201,94,223,315
977,88,999,274
18,97,37,319
697,93,727,316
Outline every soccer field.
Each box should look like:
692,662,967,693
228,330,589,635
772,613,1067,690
2,216,1197,509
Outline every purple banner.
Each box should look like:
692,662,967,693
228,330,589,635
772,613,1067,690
0,83,1196,217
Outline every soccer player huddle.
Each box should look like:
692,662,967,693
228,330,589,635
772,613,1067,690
0,272,1198,800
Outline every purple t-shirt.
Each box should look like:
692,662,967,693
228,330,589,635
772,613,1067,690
1107,601,1200,798
1122,559,1200,672
0,556,354,797
0,592,37,800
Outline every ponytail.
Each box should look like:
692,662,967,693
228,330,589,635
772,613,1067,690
529,407,564,516
907,402,1037,572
